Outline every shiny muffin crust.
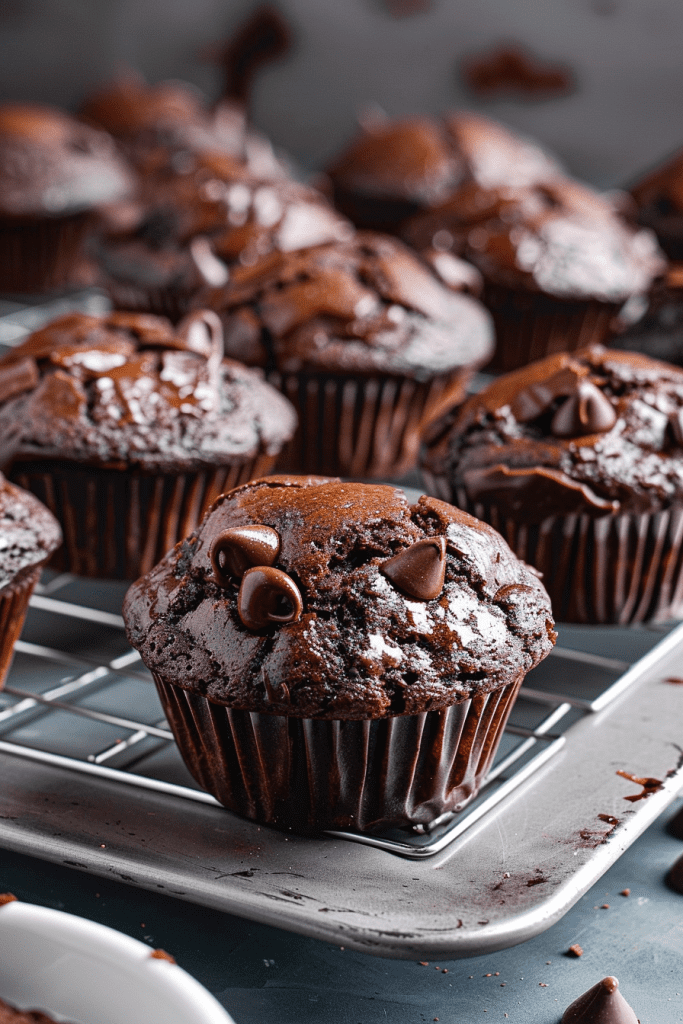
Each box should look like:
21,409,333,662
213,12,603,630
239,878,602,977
0,473,61,591
124,476,555,720
0,310,296,473
427,345,683,520
196,232,494,378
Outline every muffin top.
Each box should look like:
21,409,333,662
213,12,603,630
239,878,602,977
97,155,353,295
327,111,562,212
197,232,494,378
123,476,555,719
0,310,296,472
405,175,664,303
426,345,683,520
0,104,133,218
0,472,61,591
81,73,283,180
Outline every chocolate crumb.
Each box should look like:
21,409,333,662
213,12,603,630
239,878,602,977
494,972,500,976
601,903,610,909
442,969,448,974
419,961,429,966
620,889,631,897
539,982,548,987
598,814,620,825
617,769,663,802
0,893,17,906
150,949,176,963
567,944,584,957
664,677,683,684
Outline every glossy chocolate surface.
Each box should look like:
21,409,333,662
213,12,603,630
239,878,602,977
0,310,296,472
631,148,683,260
561,976,638,1024
0,473,61,591
98,158,353,300
210,524,280,583
0,104,133,218
198,231,494,378
424,345,683,520
123,475,555,719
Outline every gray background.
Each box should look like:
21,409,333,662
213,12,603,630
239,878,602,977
1,0,683,185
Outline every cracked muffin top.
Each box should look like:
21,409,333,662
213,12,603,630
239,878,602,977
0,104,133,218
0,309,296,472
0,473,61,590
424,345,683,520
196,231,494,378
123,475,555,719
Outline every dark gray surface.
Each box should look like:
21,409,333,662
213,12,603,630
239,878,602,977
1,802,682,1024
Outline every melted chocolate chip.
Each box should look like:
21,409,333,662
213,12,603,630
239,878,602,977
381,536,446,601
551,380,617,437
210,524,280,584
237,565,302,630
510,363,587,422
561,976,638,1024
669,408,683,446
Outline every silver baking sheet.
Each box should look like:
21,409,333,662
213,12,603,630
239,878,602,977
1,572,682,960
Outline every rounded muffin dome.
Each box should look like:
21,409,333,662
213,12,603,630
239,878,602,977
124,475,556,720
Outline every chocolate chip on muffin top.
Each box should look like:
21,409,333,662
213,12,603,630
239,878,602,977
123,476,555,719
0,309,296,472
431,345,683,520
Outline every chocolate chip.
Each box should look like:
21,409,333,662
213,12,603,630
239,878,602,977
237,565,302,630
381,536,446,601
210,524,281,584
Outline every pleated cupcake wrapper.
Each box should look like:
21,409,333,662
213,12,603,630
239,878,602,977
153,674,524,834
457,490,683,624
12,456,274,581
0,213,92,293
0,567,41,690
102,280,192,324
267,369,471,479
482,282,620,373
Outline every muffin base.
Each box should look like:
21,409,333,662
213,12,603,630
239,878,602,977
0,567,41,690
153,674,524,834
12,456,275,581
0,212,92,294
268,369,471,479
455,492,683,624
481,282,620,373
101,279,190,324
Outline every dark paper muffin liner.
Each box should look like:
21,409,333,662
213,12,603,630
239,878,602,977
153,673,524,833
0,567,41,690
454,491,683,624
0,212,93,294
267,368,472,479
481,281,621,373
101,279,192,324
12,456,275,581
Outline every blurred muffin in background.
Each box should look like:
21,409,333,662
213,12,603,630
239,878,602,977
0,104,133,293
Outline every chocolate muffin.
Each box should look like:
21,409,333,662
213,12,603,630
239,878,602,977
0,473,61,689
81,71,284,181
405,175,665,373
423,345,683,623
326,110,564,234
197,231,494,478
123,475,555,833
0,104,133,294
0,310,296,580
97,151,353,321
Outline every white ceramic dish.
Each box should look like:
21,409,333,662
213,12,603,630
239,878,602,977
0,898,234,1024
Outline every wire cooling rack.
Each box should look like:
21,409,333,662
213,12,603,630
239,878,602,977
0,571,678,860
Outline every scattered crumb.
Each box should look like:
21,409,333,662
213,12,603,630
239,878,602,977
539,982,548,987
442,969,448,974
601,904,610,909
500,983,506,987
461,43,573,98
99,844,106,849
567,944,584,958
419,961,429,966
0,894,17,906
617,769,663,802
434,965,440,970
620,889,631,897
485,973,492,977
545,961,551,965
664,677,683,684
150,949,176,963
597,814,620,825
